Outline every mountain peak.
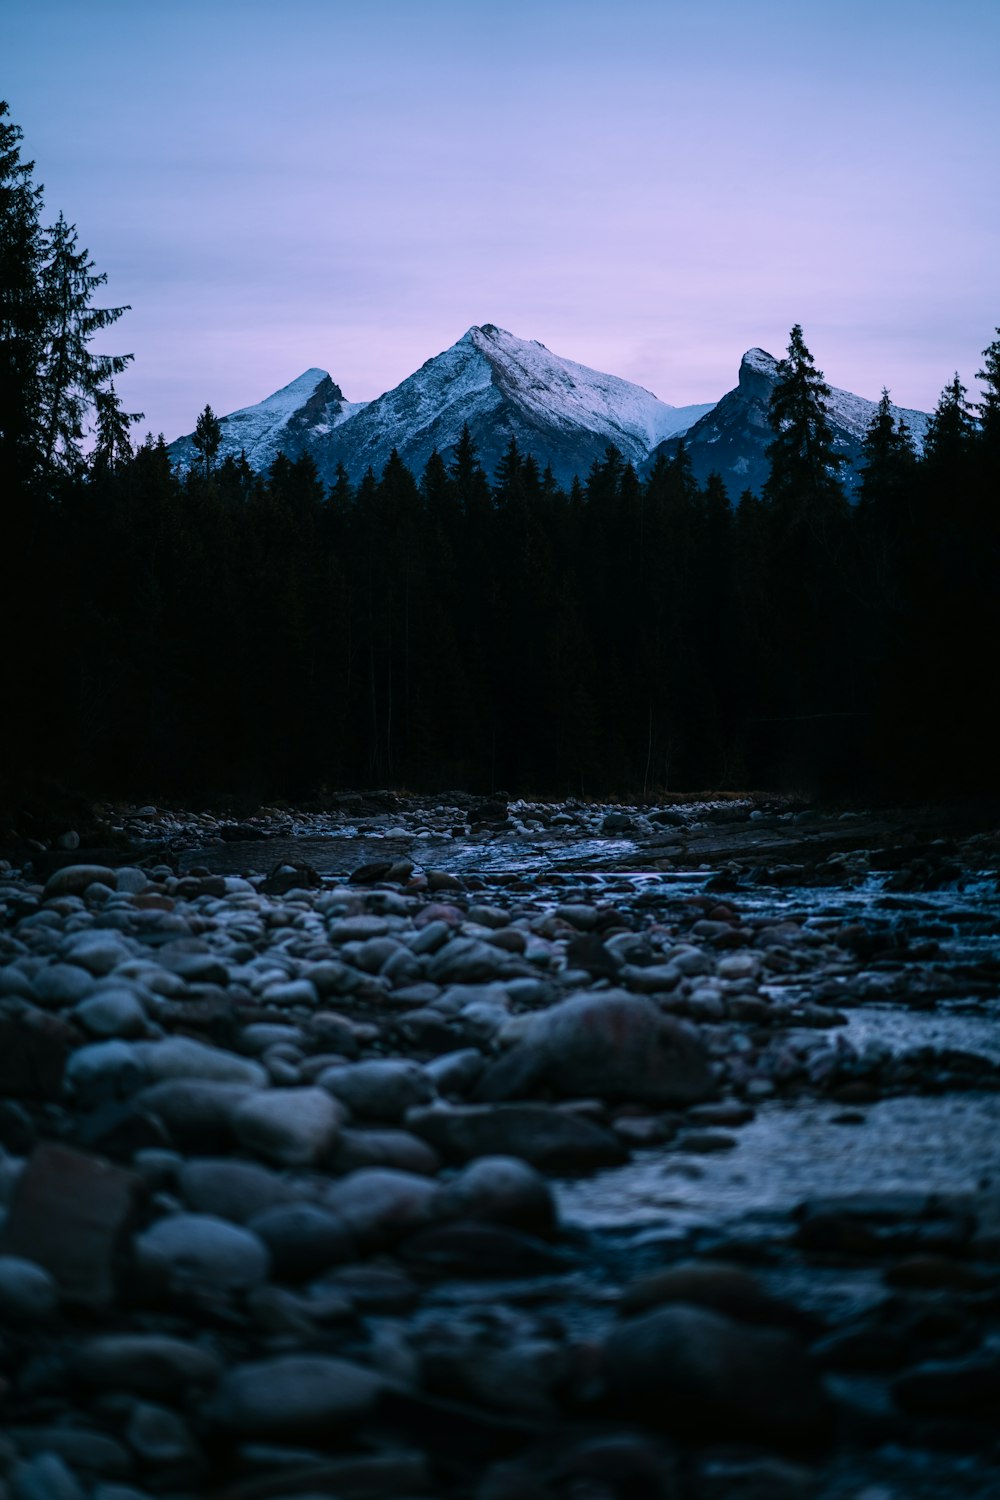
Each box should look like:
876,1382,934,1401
738,348,779,398
650,349,930,496
168,366,361,473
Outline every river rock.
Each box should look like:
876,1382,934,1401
1,1143,140,1306
619,1261,819,1334
319,1058,435,1120
31,962,96,1006
428,937,517,984
248,1202,355,1280
74,1333,222,1398
9,1453,86,1500
477,990,713,1107
603,1303,830,1448
138,1080,254,1149
233,1086,343,1166
44,864,117,898
133,1213,270,1297
0,1254,58,1322
0,1009,79,1099
407,1102,628,1171
135,1036,267,1088
437,1156,558,1237
178,1158,293,1223
75,987,149,1039
425,1047,484,1096
324,1167,441,1247
62,930,134,975
330,1126,442,1175
126,1402,200,1468
65,1040,146,1105
208,1354,383,1436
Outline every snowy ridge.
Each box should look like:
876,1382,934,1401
169,369,365,475
649,348,931,497
168,329,932,496
317,324,714,484
741,348,930,447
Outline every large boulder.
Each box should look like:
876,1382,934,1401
478,991,714,1106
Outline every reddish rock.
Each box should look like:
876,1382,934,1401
1,1143,141,1306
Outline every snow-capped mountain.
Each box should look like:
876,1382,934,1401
168,326,713,487
168,331,931,496
648,348,930,497
319,324,714,486
168,368,366,475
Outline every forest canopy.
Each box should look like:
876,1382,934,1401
3,102,998,805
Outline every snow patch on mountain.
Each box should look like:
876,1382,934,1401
169,369,365,474
318,324,715,483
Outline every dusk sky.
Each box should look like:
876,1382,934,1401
8,0,999,440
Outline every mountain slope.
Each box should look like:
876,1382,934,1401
168,327,714,487
168,369,366,475
648,348,930,497
320,324,714,486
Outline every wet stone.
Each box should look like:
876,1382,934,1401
233,1086,344,1166
75,1333,222,1398
0,1255,58,1323
133,1213,270,1297
1,1143,140,1306
208,1353,384,1436
44,865,118,899
408,1102,629,1172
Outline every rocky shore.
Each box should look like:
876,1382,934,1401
0,800,999,1498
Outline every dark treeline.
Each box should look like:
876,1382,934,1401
3,103,999,805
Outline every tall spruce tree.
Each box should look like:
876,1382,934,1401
923,372,976,469
764,324,848,537
976,330,1000,453
191,403,222,477
38,211,134,476
92,382,143,474
0,100,46,494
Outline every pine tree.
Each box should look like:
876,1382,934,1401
92,382,143,474
764,324,848,541
191,403,222,477
38,211,133,475
976,329,1000,452
0,100,46,493
858,389,917,512
924,373,976,469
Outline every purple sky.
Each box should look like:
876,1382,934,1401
8,0,1000,439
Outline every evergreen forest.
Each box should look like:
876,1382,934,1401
3,103,998,808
